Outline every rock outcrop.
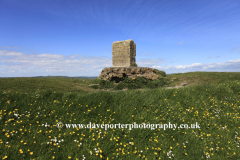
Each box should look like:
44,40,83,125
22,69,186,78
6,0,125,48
98,67,167,83
97,39,167,83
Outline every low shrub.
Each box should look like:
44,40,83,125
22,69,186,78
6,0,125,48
113,81,126,90
146,80,160,89
120,77,147,90
155,69,167,77
157,75,168,86
134,77,149,85
93,76,167,90
99,79,114,89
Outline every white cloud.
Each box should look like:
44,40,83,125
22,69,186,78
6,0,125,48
0,50,111,77
228,59,240,63
153,60,240,73
37,53,65,60
174,63,202,69
0,50,240,77
0,50,24,56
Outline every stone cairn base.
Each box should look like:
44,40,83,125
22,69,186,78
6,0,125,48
98,67,166,83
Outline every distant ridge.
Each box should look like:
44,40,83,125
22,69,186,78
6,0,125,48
0,74,173,79
0,76,98,79
33,76,98,79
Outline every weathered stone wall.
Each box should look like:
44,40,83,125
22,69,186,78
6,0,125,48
112,39,136,67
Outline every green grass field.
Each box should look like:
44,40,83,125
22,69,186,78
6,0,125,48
1,71,240,160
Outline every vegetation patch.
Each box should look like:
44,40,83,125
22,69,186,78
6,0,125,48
1,72,240,159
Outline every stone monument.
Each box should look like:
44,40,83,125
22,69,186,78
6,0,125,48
98,39,167,83
112,39,136,67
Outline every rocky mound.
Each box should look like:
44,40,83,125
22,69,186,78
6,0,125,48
98,67,167,83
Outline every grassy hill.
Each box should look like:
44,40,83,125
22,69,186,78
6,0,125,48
0,71,240,159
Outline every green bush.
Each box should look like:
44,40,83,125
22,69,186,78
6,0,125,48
113,81,126,90
157,75,168,86
127,77,149,89
146,80,159,89
99,79,114,89
134,77,149,85
112,76,168,90
95,75,167,90
119,77,137,89
155,70,167,77
121,77,133,83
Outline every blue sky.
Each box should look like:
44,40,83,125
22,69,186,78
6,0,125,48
0,0,240,77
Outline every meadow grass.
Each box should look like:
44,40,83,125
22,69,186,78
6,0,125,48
0,71,240,160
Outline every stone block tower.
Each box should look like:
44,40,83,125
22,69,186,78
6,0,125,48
112,39,136,67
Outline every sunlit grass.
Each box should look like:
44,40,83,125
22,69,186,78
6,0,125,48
1,72,240,159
